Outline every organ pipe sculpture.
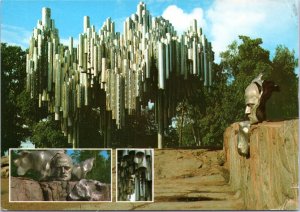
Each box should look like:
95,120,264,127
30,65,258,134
26,2,214,148
117,149,153,201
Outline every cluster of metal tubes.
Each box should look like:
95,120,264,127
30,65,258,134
26,2,214,148
117,149,153,201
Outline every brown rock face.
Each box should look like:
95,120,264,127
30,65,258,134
10,177,111,201
68,179,111,201
1,156,9,178
1,156,9,166
40,181,77,201
10,177,44,201
1,166,9,178
224,120,299,210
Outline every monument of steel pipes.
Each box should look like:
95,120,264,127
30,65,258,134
26,2,214,148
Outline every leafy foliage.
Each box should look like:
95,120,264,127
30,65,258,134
171,36,298,147
31,117,69,148
111,108,158,148
267,45,298,119
16,91,39,127
1,43,28,155
1,43,70,153
70,150,111,183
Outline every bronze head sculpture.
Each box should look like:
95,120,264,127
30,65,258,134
238,73,279,157
245,73,279,124
50,153,73,181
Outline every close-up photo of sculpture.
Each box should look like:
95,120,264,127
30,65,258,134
1,0,299,210
9,149,112,202
117,149,153,202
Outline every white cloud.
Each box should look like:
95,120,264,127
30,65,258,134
1,24,32,49
207,0,299,62
162,5,206,34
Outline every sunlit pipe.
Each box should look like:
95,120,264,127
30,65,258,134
42,7,51,29
101,58,107,83
47,42,53,92
83,16,90,33
192,39,198,75
134,150,145,164
202,34,208,86
158,41,165,89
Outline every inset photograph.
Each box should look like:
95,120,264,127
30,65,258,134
117,149,153,202
10,149,112,202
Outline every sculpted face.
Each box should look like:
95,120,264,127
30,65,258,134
245,83,261,124
237,121,250,156
51,154,73,181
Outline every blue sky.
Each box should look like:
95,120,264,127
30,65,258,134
1,0,299,63
66,149,110,159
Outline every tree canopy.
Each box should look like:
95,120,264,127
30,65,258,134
171,36,298,147
1,43,27,155
1,43,69,155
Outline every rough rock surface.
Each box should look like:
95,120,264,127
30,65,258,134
224,119,299,210
68,179,111,201
1,156,9,178
10,177,111,201
39,181,77,201
10,177,44,201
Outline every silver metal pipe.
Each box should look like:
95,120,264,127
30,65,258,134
158,41,165,89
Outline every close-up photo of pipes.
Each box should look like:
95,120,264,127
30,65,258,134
117,149,153,202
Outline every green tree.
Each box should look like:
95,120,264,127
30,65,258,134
1,43,27,155
70,150,111,183
172,36,298,148
220,35,273,123
111,107,158,148
267,45,298,119
174,88,206,147
17,90,49,129
1,43,70,151
197,63,229,147
31,116,69,148
171,62,229,148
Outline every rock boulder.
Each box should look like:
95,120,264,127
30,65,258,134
1,156,9,178
224,120,298,210
10,177,111,201
10,177,44,201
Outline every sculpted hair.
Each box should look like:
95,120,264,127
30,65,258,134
50,152,73,168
